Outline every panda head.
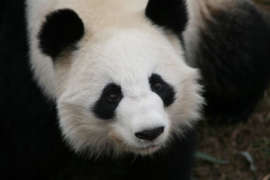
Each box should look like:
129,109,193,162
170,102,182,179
33,0,203,157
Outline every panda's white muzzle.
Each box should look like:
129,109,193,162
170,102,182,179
112,92,170,154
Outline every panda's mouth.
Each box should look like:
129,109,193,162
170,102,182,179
109,130,163,155
138,145,159,150
134,144,161,154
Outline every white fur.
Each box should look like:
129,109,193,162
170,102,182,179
26,0,203,157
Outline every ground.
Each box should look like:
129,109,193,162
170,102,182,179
194,113,270,180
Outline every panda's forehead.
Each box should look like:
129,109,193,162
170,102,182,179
67,31,178,98
58,0,148,11
52,0,148,32
74,42,157,88
73,28,179,82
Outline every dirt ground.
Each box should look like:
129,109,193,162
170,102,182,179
194,112,270,180
193,1,270,180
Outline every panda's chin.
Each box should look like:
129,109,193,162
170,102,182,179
133,145,161,155
119,142,164,156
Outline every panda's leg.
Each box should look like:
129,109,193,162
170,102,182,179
184,0,270,123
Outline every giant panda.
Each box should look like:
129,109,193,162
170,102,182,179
0,0,202,179
1,0,269,180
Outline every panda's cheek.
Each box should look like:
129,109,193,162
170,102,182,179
108,131,123,145
109,123,135,146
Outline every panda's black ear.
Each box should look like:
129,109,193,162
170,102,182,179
38,9,85,59
146,0,188,34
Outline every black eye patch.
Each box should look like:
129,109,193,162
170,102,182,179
149,74,175,107
92,83,123,120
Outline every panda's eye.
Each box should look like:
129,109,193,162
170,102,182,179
152,82,164,91
150,74,165,92
149,74,175,107
106,91,122,104
103,84,122,104
93,83,123,120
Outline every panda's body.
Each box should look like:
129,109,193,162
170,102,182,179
183,0,270,122
1,0,269,179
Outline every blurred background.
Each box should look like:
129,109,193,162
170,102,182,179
194,1,270,180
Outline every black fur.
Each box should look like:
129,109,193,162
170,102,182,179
38,9,85,59
0,1,66,179
149,74,175,107
192,2,270,123
146,0,188,34
0,1,7,27
0,1,195,179
93,83,123,120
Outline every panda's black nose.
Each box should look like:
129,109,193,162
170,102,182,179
135,126,164,141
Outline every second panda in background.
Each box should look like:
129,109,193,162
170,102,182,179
191,0,270,123
181,0,270,123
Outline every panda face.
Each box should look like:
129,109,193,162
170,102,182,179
27,0,203,156
56,29,202,156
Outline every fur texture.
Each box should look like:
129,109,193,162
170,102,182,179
39,9,85,58
26,0,202,156
183,0,270,123
2,0,268,179
146,0,188,34
1,0,202,179
146,0,270,123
